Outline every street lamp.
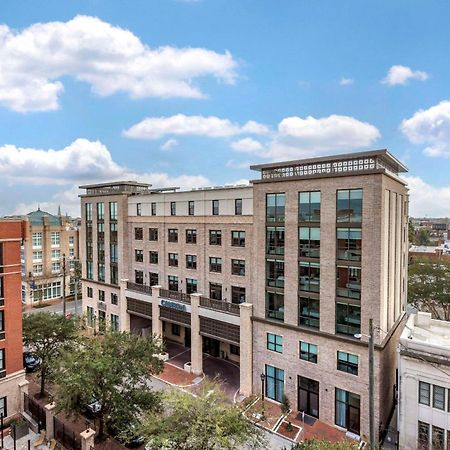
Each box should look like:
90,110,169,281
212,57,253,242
260,373,266,401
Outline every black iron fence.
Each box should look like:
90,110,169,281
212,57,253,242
54,416,81,450
23,393,46,431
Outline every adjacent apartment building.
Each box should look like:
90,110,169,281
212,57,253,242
398,312,450,450
20,209,79,306
0,219,28,419
80,149,409,443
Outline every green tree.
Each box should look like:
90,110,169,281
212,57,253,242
23,312,79,397
140,381,266,450
408,257,450,320
408,219,416,244
289,439,358,449
56,331,164,439
416,228,431,246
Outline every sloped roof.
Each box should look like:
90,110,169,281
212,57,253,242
27,209,61,226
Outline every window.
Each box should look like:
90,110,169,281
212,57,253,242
266,291,284,321
110,222,118,243
209,283,222,300
51,262,60,273
336,266,361,299
298,296,319,329
32,232,42,247
33,251,43,261
300,342,318,363
336,303,361,336
87,287,93,298
149,272,159,286
172,323,181,336
95,203,105,223
418,421,429,450
209,230,222,245
170,202,176,216
0,349,5,371
69,248,75,258
230,344,240,356
235,198,242,215
135,270,144,284
337,352,359,375
0,397,7,419
149,251,159,264
337,189,363,223
188,201,195,216
231,286,246,304
299,261,320,292
335,388,360,434
135,249,144,263
265,365,284,402
69,236,74,245
168,229,178,243
267,333,283,353
97,222,105,241
186,229,197,244
419,381,430,406
433,385,445,410
186,255,197,270
109,201,117,221
266,193,285,223
110,265,118,285
337,228,362,261
266,259,284,288
209,257,222,273
0,311,4,334
231,259,245,276
110,244,118,263
151,202,156,216
186,278,198,294
299,227,320,258
298,376,319,418
33,264,43,275
432,426,444,450
85,203,93,222
168,253,178,267
111,293,118,305
98,263,105,282
267,227,285,255
110,314,119,332
134,227,143,240
149,228,158,241
99,290,105,302
231,231,245,247
168,275,178,291
212,200,219,215
51,232,60,246
136,203,142,216
86,261,93,280
299,191,321,222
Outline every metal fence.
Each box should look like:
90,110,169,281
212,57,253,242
53,416,82,450
23,393,46,432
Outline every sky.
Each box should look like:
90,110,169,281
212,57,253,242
1,0,450,217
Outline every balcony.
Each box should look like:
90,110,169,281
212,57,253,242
159,289,191,304
199,297,240,316
126,281,152,295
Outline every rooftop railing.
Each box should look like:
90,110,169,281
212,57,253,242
199,297,240,316
126,281,152,295
159,289,191,304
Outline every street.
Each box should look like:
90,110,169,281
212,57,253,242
24,299,82,316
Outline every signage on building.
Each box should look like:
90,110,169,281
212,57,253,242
160,299,187,312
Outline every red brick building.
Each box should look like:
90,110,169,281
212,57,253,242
0,219,28,419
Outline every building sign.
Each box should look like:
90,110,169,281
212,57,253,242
161,299,187,312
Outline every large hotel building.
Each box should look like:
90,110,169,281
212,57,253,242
80,149,408,442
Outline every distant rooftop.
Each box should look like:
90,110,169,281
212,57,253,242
79,181,152,196
26,209,61,226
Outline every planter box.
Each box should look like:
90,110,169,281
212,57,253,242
183,362,192,373
156,352,169,362
12,421,29,440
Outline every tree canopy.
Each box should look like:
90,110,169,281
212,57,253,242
408,257,450,320
23,312,79,397
290,439,358,449
56,331,164,438
140,381,266,450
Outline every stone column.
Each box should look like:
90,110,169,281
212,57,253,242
151,285,162,336
239,302,253,397
190,293,203,376
44,402,56,439
80,428,95,450
18,380,29,413
119,278,130,332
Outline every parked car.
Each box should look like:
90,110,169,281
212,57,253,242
84,399,102,417
23,352,41,372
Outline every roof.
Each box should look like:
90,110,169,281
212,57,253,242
79,180,151,189
26,209,61,226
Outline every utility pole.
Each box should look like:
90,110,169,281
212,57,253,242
369,318,375,450
62,253,66,317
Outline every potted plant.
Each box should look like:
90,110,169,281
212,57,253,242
11,416,29,440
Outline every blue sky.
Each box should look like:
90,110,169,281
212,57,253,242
1,0,450,216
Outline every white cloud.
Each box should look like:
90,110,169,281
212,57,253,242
231,138,264,153
160,139,179,151
225,159,252,170
401,100,450,157
382,65,429,86
405,176,450,217
0,15,238,112
340,78,354,86
123,114,269,140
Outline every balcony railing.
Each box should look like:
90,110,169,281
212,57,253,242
199,297,240,316
159,289,191,304
126,281,152,295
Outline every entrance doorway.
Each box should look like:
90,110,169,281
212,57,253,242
184,328,191,347
298,376,319,418
203,337,220,357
